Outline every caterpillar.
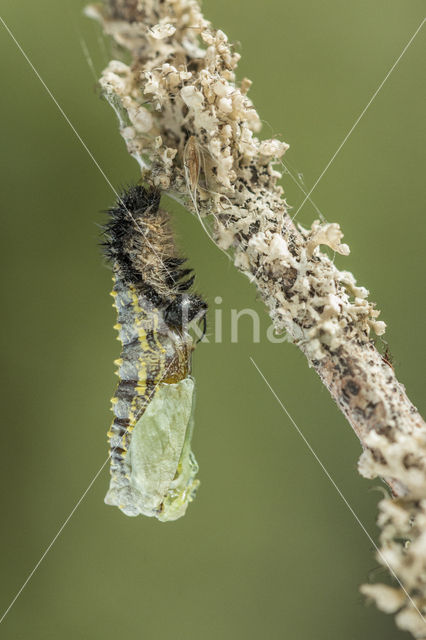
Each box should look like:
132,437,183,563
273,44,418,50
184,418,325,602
102,185,207,522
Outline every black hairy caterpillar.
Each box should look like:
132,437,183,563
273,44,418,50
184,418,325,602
102,185,207,521
103,185,207,332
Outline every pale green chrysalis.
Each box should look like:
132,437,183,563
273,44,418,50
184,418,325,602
105,377,200,521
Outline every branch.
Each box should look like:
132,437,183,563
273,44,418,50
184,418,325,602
86,1,426,635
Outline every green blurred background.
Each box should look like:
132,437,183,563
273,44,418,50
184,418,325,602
0,1,424,638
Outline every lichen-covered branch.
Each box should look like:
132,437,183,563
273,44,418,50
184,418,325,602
86,1,426,635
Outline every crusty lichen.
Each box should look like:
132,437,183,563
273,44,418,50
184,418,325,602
87,1,426,635
361,496,426,638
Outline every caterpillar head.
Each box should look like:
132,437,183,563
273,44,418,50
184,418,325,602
164,294,208,339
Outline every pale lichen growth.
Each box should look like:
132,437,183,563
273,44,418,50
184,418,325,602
88,1,426,635
358,418,426,636
361,496,426,638
306,220,350,258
